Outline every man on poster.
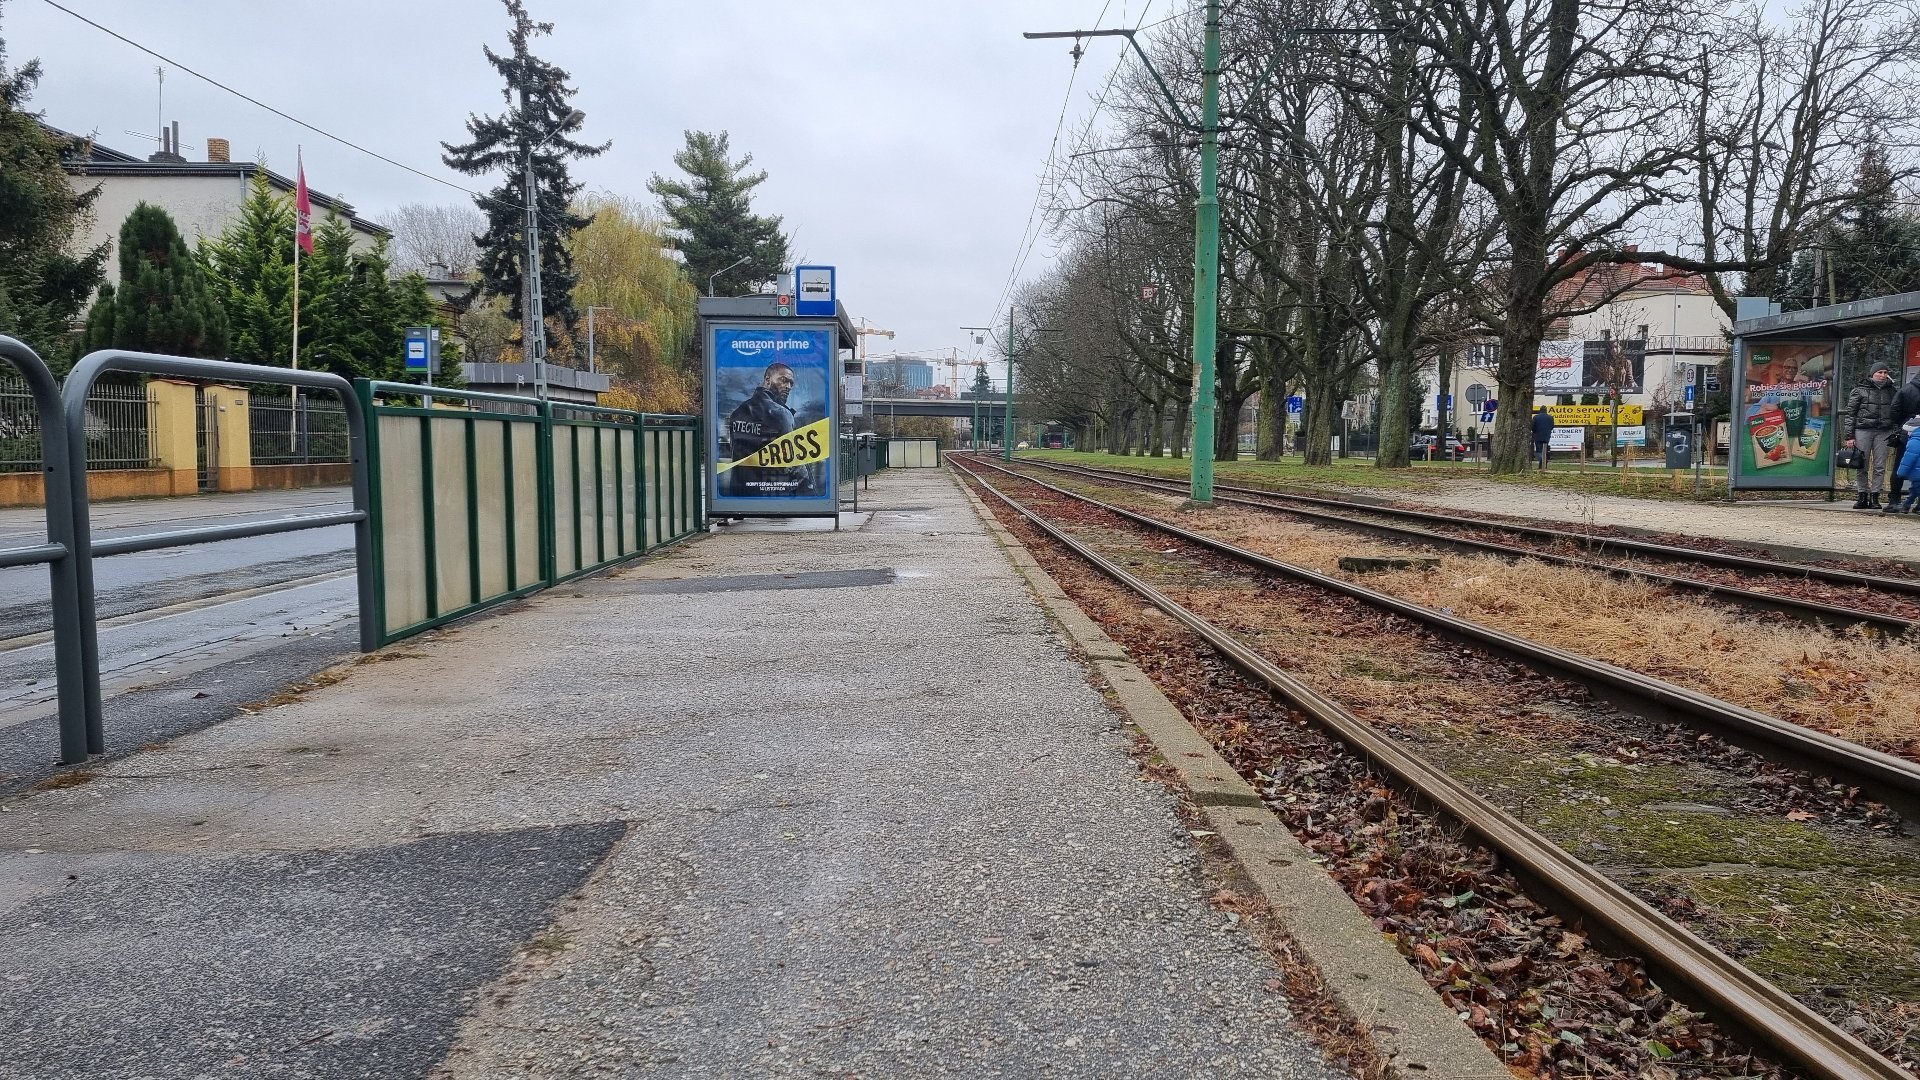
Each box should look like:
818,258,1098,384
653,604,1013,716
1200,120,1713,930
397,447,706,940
727,362,810,497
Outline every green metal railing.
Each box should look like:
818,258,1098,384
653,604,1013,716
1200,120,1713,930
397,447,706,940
357,381,701,646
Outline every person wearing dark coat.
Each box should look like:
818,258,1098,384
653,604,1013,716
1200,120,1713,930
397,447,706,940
1844,362,1900,509
1530,407,1555,470
726,363,800,497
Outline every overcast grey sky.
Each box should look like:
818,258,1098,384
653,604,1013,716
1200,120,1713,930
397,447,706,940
10,0,1169,384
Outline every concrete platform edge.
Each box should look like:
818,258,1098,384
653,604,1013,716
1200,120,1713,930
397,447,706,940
953,469,1511,1080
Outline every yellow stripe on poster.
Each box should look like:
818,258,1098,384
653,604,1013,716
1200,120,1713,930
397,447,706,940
715,417,832,474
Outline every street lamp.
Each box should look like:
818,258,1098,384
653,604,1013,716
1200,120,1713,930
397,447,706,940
523,107,585,401
709,255,750,298
585,306,613,375
1025,12,1392,503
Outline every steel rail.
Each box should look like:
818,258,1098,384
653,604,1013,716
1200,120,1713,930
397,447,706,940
1018,456,1920,597
960,455,1920,822
1004,456,1916,634
951,456,1908,1080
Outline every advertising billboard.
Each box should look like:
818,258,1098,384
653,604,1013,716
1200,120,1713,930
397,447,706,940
707,322,839,516
1535,340,1582,391
1534,339,1648,393
1731,340,1836,490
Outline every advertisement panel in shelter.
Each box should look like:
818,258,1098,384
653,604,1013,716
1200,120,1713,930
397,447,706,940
1733,340,1835,489
708,324,837,514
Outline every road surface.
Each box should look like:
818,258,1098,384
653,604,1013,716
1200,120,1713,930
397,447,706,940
0,487,358,745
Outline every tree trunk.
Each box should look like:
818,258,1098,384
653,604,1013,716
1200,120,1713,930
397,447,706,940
1376,343,1413,468
1148,398,1166,457
1258,380,1284,460
1172,398,1190,459
1304,399,1334,465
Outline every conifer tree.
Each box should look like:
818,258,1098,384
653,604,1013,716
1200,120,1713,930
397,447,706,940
84,203,228,358
0,3,107,357
648,130,789,297
200,170,295,365
441,0,605,333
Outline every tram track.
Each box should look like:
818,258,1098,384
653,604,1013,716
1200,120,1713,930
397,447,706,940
1008,456,1920,632
950,454,1916,1080
959,454,1920,817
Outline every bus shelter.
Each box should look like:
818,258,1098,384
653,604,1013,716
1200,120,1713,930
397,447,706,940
1730,290,1920,493
699,294,858,520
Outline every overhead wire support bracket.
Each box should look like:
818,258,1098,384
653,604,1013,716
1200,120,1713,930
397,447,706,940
1023,28,1196,132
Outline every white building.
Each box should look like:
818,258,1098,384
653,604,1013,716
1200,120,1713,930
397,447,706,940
1422,258,1731,433
56,123,388,268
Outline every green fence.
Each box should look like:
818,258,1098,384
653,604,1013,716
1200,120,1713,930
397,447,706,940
357,381,701,646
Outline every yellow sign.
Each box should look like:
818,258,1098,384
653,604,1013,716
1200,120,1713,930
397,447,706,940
715,417,831,473
1547,404,1642,426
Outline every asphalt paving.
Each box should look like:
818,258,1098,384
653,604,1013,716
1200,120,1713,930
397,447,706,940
0,822,625,1080
0,487,359,783
0,469,1346,1078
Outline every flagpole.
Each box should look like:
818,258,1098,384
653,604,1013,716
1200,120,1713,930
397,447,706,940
290,147,302,453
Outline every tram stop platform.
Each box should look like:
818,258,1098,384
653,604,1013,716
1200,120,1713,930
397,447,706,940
0,467,1498,1078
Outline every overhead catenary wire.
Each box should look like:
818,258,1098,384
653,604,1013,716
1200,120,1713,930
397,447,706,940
989,0,1168,339
38,0,555,224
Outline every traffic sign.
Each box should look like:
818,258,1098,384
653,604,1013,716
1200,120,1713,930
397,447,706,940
776,304,792,317
1286,395,1304,414
777,293,792,306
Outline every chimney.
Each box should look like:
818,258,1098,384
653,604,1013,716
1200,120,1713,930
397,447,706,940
147,119,186,163
206,137,230,163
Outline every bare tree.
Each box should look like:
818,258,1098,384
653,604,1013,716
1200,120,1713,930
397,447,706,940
384,202,484,276
1694,0,1920,315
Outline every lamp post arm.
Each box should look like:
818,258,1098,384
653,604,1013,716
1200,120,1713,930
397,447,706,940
1024,28,1195,131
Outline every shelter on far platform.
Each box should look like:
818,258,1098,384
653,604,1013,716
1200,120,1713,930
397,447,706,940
1730,290,1920,493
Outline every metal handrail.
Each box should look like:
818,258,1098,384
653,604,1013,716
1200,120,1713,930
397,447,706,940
62,351,378,754
0,336,88,762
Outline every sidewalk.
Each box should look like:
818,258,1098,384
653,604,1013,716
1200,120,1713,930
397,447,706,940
0,469,1341,1079
1382,478,1919,563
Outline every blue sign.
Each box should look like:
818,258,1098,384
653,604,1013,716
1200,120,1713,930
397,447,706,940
794,265,836,317
404,326,438,374
1685,384,1696,404
1285,395,1304,414
1436,394,1453,410
708,324,838,516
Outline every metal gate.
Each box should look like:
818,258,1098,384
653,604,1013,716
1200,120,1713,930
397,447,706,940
194,388,219,492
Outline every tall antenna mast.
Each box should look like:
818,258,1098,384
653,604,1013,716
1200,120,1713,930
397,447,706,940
155,66,165,144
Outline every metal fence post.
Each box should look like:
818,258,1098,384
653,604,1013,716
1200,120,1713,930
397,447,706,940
0,337,89,763
64,350,373,742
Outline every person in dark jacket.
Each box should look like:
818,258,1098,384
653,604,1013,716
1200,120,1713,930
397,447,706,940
1531,407,1555,470
726,363,799,497
1845,362,1900,507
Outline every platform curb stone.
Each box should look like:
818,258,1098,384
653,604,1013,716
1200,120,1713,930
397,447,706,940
953,469,1511,1080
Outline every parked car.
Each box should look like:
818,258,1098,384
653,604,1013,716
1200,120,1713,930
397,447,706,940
1414,434,1470,460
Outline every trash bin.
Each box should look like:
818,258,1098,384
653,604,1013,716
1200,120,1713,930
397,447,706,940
1664,428,1693,470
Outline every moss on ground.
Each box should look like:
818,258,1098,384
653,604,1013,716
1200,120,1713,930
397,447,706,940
1673,871,1920,1003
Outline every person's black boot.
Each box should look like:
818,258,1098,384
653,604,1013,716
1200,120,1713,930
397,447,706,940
1855,492,1873,509
1870,493,1884,509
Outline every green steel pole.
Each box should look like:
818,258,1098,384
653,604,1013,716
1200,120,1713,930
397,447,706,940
1003,304,1016,462
1186,0,1221,504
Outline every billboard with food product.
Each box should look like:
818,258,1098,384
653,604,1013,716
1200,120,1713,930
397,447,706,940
1730,340,1836,490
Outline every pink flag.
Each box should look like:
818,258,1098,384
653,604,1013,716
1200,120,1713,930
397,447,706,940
295,152,314,255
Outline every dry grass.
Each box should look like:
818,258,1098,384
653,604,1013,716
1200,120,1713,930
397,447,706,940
1185,505,1920,760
